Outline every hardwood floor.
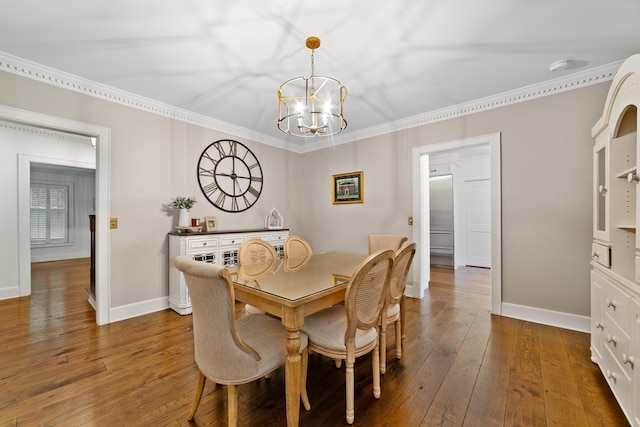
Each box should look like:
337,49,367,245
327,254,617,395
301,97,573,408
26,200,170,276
0,259,628,426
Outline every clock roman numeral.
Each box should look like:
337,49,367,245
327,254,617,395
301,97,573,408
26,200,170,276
215,142,226,158
198,166,215,177
202,152,218,167
247,185,260,198
202,182,219,196
229,140,237,157
215,192,226,207
231,197,239,211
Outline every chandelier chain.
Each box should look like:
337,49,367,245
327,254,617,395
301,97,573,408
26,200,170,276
310,49,315,77
310,49,316,94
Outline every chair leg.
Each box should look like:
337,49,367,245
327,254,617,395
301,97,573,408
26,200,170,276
345,359,355,424
372,344,381,399
395,319,403,359
335,358,342,368
301,347,311,411
187,371,206,421
380,321,387,374
227,384,238,427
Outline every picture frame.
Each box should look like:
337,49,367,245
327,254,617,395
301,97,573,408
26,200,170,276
203,216,217,232
332,171,364,204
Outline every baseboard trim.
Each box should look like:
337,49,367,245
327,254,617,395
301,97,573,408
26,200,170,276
109,297,169,323
0,286,20,300
404,280,425,299
501,302,590,333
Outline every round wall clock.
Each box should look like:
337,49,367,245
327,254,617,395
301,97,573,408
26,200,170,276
197,139,263,213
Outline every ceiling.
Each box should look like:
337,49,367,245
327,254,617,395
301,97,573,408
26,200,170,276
1,1,639,152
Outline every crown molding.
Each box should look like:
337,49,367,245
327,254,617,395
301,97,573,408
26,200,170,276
303,60,622,153
0,50,620,154
0,51,291,150
0,117,92,145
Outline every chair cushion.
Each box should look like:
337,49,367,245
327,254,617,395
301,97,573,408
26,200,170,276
227,314,308,383
386,302,400,320
301,305,377,352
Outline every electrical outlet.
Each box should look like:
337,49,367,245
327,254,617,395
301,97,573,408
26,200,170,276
110,218,118,229
408,216,413,225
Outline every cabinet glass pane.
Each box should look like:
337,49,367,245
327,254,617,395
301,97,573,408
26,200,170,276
596,146,607,232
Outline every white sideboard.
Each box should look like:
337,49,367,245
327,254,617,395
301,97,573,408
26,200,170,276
591,54,640,426
168,228,289,315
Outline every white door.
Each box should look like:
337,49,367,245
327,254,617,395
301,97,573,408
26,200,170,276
465,179,491,268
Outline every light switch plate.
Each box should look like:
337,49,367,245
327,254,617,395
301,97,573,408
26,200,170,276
110,218,118,229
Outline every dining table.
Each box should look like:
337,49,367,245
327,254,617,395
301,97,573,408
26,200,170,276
231,251,368,427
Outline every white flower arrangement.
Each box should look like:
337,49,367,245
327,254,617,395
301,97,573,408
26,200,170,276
171,196,197,210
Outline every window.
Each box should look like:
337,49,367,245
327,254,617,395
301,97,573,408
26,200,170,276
31,184,69,244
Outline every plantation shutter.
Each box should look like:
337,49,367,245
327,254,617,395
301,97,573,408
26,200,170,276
30,186,47,241
30,184,68,243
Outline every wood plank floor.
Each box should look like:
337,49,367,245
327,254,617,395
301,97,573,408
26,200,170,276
0,259,629,426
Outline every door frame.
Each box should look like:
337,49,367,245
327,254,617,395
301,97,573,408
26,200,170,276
411,132,501,314
1,105,111,325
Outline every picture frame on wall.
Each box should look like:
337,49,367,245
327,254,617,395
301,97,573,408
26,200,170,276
332,171,364,205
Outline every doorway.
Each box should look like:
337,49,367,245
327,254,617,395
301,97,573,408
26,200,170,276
1,105,112,325
411,132,501,314
429,175,454,269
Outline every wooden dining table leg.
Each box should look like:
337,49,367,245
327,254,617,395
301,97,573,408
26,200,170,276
283,311,303,427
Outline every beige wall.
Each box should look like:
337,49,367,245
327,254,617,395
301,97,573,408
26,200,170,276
298,84,608,317
0,71,299,309
0,68,610,320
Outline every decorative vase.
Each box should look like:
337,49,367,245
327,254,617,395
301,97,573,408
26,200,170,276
178,208,189,227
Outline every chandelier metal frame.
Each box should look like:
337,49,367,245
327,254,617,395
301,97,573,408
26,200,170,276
277,37,347,137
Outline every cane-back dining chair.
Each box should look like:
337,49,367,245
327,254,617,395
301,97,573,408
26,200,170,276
238,238,279,276
174,256,309,426
380,242,416,374
301,249,394,424
283,235,313,272
238,238,279,314
367,234,408,254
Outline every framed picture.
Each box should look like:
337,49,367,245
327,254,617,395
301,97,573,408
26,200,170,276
332,171,364,204
203,216,217,232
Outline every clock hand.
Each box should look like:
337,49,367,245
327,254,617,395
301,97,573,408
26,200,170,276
218,172,240,180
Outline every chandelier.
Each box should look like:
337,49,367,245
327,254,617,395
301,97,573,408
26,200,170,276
277,37,347,137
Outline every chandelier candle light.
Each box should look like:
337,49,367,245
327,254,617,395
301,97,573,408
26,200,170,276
277,36,347,137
